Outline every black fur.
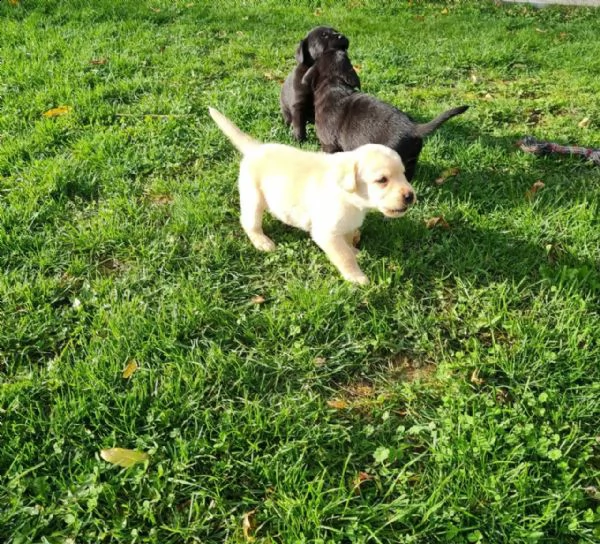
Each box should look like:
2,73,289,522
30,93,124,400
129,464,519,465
304,49,469,181
280,27,353,142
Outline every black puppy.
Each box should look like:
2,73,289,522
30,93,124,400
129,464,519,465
303,49,469,181
280,26,353,142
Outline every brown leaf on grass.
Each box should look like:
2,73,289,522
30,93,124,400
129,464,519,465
242,510,257,542
434,167,459,185
122,360,138,379
425,216,450,229
99,257,126,275
8,0,20,5
90,58,108,65
352,471,373,492
250,295,266,305
100,448,149,468
148,193,173,206
441,8,449,14
526,180,545,200
43,106,71,118
327,399,349,410
578,117,591,128
314,8,323,16
314,357,326,367
526,109,543,126
496,388,511,405
584,486,600,500
353,64,362,74
470,368,484,386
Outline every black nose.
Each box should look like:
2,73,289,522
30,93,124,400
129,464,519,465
404,191,415,205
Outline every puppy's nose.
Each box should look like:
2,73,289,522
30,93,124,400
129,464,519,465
404,191,415,206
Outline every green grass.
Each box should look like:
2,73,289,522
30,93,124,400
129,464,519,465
1,0,599,542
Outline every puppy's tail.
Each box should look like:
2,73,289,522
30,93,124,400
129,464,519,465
208,107,261,154
415,105,469,137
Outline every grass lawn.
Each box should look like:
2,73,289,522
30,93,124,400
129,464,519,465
1,0,599,542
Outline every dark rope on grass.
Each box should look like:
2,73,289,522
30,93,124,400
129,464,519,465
517,136,600,166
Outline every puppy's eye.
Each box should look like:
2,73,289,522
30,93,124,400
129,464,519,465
375,176,388,185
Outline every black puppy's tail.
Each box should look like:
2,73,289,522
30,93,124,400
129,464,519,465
415,105,469,137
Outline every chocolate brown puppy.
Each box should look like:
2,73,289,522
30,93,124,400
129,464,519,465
303,49,468,181
280,27,354,142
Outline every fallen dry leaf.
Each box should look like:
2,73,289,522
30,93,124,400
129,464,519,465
353,64,362,74
441,8,449,14
90,58,107,65
434,167,459,185
425,216,450,229
496,388,510,404
314,357,326,367
314,8,322,16
578,117,591,128
584,486,600,500
352,471,373,492
327,399,349,410
484,93,493,101
149,193,173,205
526,180,545,200
470,368,485,386
242,510,256,542
122,360,138,379
8,0,20,5
43,106,71,118
250,295,266,305
100,448,149,468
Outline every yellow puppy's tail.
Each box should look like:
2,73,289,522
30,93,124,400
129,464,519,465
208,107,261,155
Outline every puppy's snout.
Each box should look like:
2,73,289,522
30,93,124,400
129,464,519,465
403,190,415,206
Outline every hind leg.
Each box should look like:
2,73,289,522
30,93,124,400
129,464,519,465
239,173,276,252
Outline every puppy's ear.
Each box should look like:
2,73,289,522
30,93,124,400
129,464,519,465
342,69,361,90
295,39,310,64
301,66,316,88
339,160,358,193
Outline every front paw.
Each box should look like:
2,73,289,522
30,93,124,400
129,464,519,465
249,235,276,252
345,272,369,285
292,127,306,142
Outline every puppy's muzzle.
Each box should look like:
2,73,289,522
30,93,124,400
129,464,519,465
382,190,416,218
336,36,349,50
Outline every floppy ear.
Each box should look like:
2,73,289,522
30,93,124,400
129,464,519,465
342,69,361,89
295,39,310,64
339,160,358,193
301,66,316,88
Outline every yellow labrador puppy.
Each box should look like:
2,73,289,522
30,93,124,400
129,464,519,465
208,107,416,285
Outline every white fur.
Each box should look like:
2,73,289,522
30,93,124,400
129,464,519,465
208,107,415,284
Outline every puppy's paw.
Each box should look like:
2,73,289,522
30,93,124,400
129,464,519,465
250,235,276,252
293,128,307,142
346,272,369,286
